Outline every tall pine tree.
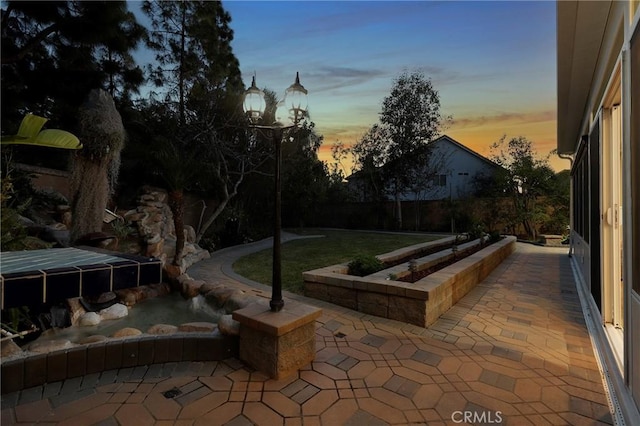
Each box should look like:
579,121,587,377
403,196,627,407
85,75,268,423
141,0,254,267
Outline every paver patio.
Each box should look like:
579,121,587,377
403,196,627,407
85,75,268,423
0,240,613,425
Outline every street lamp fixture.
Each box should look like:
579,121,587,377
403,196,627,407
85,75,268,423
243,72,308,312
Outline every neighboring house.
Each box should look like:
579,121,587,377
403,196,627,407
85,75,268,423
347,135,499,202
557,1,640,424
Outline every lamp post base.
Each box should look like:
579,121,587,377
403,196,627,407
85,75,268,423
270,299,285,312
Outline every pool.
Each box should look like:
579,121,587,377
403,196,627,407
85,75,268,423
34,292,225,343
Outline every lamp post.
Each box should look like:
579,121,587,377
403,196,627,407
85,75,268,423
243,73,308,312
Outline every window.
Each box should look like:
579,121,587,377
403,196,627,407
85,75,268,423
436,174,447,186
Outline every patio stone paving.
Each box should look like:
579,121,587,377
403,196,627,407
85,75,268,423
1,240,613,425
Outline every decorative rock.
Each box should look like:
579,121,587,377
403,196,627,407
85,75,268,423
178,322,217,333
218,315,240,336
1,339,23,358
124,210,147,222
199,283,224,295
185,225,196,243
99,303,128,320
79,335,108,344
223,292,256,312
146,239,164,258
205,287,241,309
164,263,182,281
96,291,117,304
79,312,101,326
117,290,138,307
176,274,193,285
147,324,178,335
27,339,76,354
61,211,72,228
181,280,201,299
151,282,171,296
182,243,197,255
114,287,144,307
111,327,142,338
67,297,87,326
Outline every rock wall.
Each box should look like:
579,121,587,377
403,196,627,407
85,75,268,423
124,186,210,276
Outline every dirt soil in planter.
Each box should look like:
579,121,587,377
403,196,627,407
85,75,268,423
382,242,456,269
396,239,500,283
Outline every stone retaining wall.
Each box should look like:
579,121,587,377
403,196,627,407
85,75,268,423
303,236,516,328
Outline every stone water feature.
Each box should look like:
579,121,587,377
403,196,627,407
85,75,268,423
2,265,322,392
0,274,267,393
123,186,210,277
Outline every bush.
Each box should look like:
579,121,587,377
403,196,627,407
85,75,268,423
466,222,486,240
488,231,502,243
348,254,384,277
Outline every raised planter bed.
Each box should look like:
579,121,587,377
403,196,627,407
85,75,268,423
303,235,516,328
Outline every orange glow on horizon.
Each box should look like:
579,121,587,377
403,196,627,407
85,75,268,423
316,118,569,175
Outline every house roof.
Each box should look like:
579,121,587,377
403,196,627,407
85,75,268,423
430,135,500,170
346,134,499,181
556,1,621,154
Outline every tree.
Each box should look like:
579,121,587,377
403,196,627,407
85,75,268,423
1,1,145,129
351,124,388,203
325,142,354,204
488,136,557,240
351,70,447,228
141,0,257,266
70,89,125,243
281,121,328,227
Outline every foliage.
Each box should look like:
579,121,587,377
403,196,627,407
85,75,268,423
1,306,32,337
1,172,29,251
466,222,486,241
325,142,355,204
350,70,449,228
0,160,52,251
348,254,384,277
1,1,145,133
110,219,134,240
542,169,570,234
229,88,330,238
485,136,563,240
142,0,242,123
140,0,254,263
351,124,388,203
1,114,81,149
488,231,502,243
281,121,330,227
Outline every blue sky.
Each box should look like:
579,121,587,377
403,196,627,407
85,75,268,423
135,0,563,170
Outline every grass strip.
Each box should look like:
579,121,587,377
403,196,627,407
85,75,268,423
232,229,442,294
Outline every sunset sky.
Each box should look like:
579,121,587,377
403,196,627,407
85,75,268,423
223,0,566,172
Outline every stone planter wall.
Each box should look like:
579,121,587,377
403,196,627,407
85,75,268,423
303,236,516,328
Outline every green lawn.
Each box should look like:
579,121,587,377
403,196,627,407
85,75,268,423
232,229,443,294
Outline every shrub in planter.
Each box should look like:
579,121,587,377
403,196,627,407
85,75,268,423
348,255,384,277
488,231,502,243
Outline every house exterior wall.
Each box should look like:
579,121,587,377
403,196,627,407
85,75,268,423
398,136,498,201
557,1,640,423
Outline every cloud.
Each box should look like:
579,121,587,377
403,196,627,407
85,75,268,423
296,2,442,38
451,110,556,129
306,66,386,91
